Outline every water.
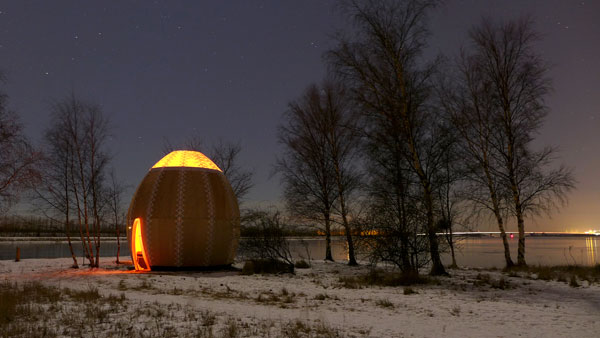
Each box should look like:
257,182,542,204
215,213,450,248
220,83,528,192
1,236,599,268
443,236,600,268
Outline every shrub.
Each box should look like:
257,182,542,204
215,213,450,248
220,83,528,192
239,210,295,270
569,275,579,288
403,287,417,295
294,260,310,269
450,306,461,316
375,299,394,308
242,259,294,275
314,293,328,301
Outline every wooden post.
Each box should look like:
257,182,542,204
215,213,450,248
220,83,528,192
15,247,20,262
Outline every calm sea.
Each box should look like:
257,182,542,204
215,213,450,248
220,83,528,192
0,236,598,268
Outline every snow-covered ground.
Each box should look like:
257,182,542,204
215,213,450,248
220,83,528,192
1,257,599,337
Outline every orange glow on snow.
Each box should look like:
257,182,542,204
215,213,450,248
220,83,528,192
131,218,150,271
151,150,221,171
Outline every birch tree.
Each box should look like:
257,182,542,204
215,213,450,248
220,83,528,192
328,0,449,275
276,87,338,261
467,17,575,266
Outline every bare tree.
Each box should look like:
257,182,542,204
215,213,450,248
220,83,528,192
276,89,338,261
315,81,362,265
106,169,126,264
0,80,41,213
33,118,79,268
467,17,575,266
40,95,111,268
328,0,449,275
238,209,294,271
209,140,254,201
441,47,516,268
434,146,463,269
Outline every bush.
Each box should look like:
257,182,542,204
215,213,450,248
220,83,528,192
294,260,310,269
403,287,417,295
337,269,428,289
242,259,294,275
239,210,295,270
569,275,579,288
375,299,394,308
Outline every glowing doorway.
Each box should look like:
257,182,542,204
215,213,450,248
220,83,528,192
131,218,150,271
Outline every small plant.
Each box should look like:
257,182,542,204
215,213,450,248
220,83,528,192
169,287,183,295
491,277,510,290
569,275,579,288
117,279,128,291
314,293,328,301
403,287,417,295
475,273,491,283
197,311,215,329
338,276,361,289
450,306,461,316
241,259,294,275
294,259,310,269
536,269,553,281
241,261,255,275
221,317,239,338
375,299,394,308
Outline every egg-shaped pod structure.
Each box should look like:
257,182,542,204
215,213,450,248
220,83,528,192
127,150,240,270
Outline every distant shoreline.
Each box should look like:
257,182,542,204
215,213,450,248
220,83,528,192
1,232,599,242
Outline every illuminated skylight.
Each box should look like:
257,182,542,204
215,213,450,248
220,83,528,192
151,150,222,171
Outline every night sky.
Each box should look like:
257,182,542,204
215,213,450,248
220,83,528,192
0,1,598,232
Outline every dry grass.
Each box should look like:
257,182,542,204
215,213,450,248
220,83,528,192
505,264,600,285
375,299,394,309
338,269,430,289
472,273,511,289
0,280,355,337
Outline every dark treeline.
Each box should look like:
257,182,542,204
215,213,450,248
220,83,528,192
0,215,125,237
276,0,574,276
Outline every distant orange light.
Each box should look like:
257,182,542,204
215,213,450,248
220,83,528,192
151,150,221,171
131,218,150,271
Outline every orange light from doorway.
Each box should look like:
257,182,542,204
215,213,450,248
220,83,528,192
132,218,150,271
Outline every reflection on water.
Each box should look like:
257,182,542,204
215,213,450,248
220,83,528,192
441,236,600,268
587,237,598,265
0,240,127,261
1,236,599,268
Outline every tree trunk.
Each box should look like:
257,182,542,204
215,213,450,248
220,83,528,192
116,221,120,264
65,218,78,268
343,220,357,266
338,193,357,266
516,209,526,266
64,179,78,268
400,232,412,272
483,158,514,268
324,215,334,261
424,187,446,276
448,228,457,268
495,214,514,268
508,145,526,266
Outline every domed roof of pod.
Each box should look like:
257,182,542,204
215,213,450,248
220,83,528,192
151,150,221,171
128,149,239,270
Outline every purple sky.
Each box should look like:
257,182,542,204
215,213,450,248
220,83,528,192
0,1,598,232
